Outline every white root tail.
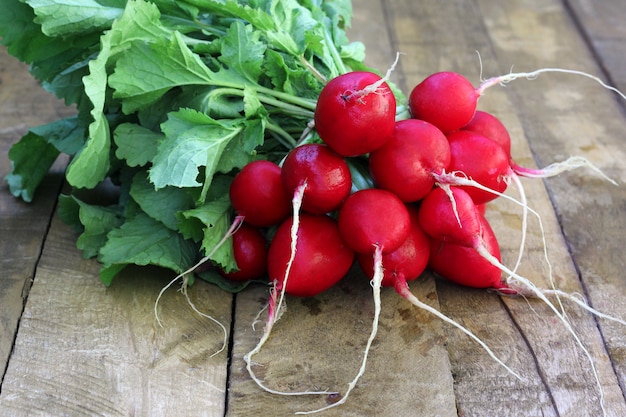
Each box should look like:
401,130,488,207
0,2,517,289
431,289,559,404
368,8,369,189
153,215,245,355
477,67,626,102
394,277,524,381
296,245,386,415
476,244,608,417
512,156,619,185
244,181,335,398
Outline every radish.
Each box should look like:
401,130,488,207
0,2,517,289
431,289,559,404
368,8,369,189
229,160,291,227
314,71,396,157
267,213,354,297
418,185,623,413
409,71,478,133
428,211,507,291
445,130,511,205
356,205,430,287
313,189,520,413
357,205,522,378
368,119,451,202
281,144,352,215
338,188,411,255
243,180,355,399
461,110,512,157
220,222,268,282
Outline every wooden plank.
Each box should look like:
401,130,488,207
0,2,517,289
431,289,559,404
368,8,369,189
475,0,626,410
0,47,73,377
565,0,626,94
0,212,233,416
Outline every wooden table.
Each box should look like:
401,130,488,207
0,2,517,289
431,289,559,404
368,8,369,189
1,1,625,416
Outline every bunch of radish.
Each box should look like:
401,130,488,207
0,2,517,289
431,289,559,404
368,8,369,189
209,67,623,413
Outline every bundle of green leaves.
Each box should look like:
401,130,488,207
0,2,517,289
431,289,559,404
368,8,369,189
0,0,380,288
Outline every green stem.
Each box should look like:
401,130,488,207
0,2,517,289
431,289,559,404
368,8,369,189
203,87,315,118
266,121,298,149
324,28,347,75
299,55,327,84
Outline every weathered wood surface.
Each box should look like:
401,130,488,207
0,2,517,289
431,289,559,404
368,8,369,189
1,0,625,416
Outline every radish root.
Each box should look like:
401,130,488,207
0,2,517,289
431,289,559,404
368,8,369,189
153,215,244,354
511,156,618,185
296,245,385,414
394,275,524,381
244,181,335,398
477,67,626,101
345,52,401,100
476,244,608,417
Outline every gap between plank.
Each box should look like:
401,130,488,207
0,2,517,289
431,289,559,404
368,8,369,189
0,178,65,393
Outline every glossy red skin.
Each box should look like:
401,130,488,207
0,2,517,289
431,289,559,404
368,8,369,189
229,160,291,227
369,119,451,202
314,71,396,157
461,110,512,157
267,214,354,297
428,214,505,289
281,144,352,214
338,188,411,254
221,223,268,282
409,71,478,133
446,130,510,205
357,206,430,287
418,186,482,247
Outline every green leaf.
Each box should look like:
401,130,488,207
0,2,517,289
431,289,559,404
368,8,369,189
198,269,265,293
30,116,86,155
149,108,242,192
240,118,265,153
25,0,125,37
5,132,60,202
219,20,266,84
109,31,245,112
98,213,197,285
264,50,321,99
57,194,83,232
113,123,161,167
180,193,236,271
66,0,175,189
75,196,125,258
129,170,195,230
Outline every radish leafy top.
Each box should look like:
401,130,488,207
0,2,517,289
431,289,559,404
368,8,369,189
0,0,393,287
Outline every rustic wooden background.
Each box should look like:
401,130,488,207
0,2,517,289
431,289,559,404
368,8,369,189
1,0,625,416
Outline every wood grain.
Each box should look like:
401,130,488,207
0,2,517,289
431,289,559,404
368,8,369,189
0,215,233,417
0,47,74,377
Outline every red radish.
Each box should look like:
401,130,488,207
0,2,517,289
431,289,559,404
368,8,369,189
445,130,510,205
281,144,352,214
409,71,478,133
357,205,430,286
368,119,451,202
338,188,411,255
220,223,268,282
314,71,396,157
428,213,507,291
229,160,291,227
461,110,512,157
418,186,484,247
267,213,354,297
